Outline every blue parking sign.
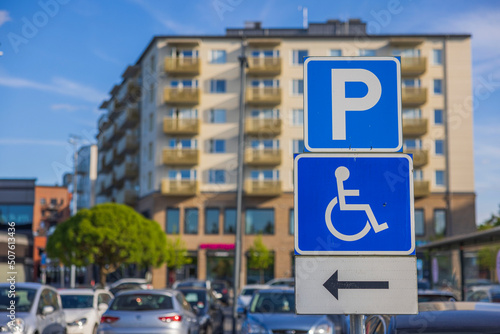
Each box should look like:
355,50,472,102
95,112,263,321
294,153,415,255
304,57,402,152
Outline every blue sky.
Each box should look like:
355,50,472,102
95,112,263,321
0,0,499,224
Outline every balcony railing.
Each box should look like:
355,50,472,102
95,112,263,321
414,180,430,198
402,87,427,106
115,162,139,181
244,118,281,135
403,118,428,136
116,107,139,131
244,180,282,196
401,57,427,76
163,87,200,105
244,149,281,166
163,118,200,135
247,57,281,76
405,149,429,168
164,58,200,75
116,134,139,157
161,179,198,196
246,87,281,106
162,148,199,166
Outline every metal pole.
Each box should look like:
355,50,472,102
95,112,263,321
350,314,365,334
232,39,247,334
70,135,80,288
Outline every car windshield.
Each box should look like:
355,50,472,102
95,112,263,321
0,288,36,313
177,281,206,288
61,295,94,309
110,294,173,311
181,291,206,309
241,288,257,296
249,291,295,313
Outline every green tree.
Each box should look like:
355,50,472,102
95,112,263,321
478,205,500,231
46,203,167,284
165,236,192,286
248,235,273,284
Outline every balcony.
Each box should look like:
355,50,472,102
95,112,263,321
244,180,282,197
405,149,429,168
116,107,139,131
162,148,199,166
115,162,139,182
164,58,201,75
116,134,139,157
247,57,281,76
246,87,281,106
414,180,430,198
161,179,198,196
403,118,428,136
127,82,141,101
244,149,281,166
244,118,281,136
163,118,200,135
163,87,200,105
123,189,138,206
401,57,427,76
402,87,427,107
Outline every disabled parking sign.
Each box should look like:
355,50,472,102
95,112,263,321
294,153,415,255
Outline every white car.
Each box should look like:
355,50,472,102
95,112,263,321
237,284,269,308
0,282,66,334
60,289,113,334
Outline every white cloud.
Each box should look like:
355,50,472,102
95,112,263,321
0,138,67,146
51,104,89,112
0,74,106,103
0,10,11,27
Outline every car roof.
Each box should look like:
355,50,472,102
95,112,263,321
177,286,209,292
470,284,500,291
241,284,269,289
59,289,96,295
254,287,294,293
109,278,148,287
113,289,176,296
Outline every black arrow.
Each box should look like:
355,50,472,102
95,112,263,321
323,270,389,300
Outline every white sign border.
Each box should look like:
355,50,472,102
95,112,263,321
294,153,415,255
303,56,403,152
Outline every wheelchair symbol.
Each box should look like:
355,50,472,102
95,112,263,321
325,166,389,242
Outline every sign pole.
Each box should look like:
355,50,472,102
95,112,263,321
350,314,365,334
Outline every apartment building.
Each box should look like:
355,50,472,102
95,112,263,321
71,144,99,210
96,19,476,288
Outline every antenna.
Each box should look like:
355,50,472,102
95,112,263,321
298,6,308,29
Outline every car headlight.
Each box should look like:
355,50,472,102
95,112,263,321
245,323,268,334
67,318,88,327
311,323,332,334
7,318,24,333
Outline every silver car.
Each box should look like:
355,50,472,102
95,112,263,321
97,290,199,334
0,282,66,334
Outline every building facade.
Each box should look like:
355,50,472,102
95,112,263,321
96,20,476,288
76,144,98,210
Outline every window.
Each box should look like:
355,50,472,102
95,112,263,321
209,139,226,153
433,49,443,65
402,79,420,88
292,109,303,125
0,205,33,228
435,170,445,186
166,208,180,234
245,209,274,235
250,109,279,119
435,140,444,155
148,142,153,161
208,170,226,184
251,139,279,149
205,208,220,234
414,169,423,181
209,109,226,123
250,169,279,181
434,209,446,237
359,49,376,56
168,169,197,180
147,172,152,190
149,83,154,103
392,49,420,57
289,209,294,235
433,79,443,94
415,209,425,236
402,109,421,119
210,50,226,64
167,108,198,119
292,79,304,95
330,49,342,57
169,138,197,149
434,109,443,125
150,55,155,73
40,198,46,205
292,140,304,154
292,50,308,65
224,209,236,234
149,113,154,132
184,208,199,234
404,139,421,150
210,80,226,93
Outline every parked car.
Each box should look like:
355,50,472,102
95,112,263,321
418,289,457,302
365,302,500,334
237,284,268,308
240,287,334,334
466,285,500,303
210,280,232,305
97,290,199,334
265,277,295,287
178,287,224,334
60,288,113,334
0,282,66,334
107,278,152,296
173,279,211,290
